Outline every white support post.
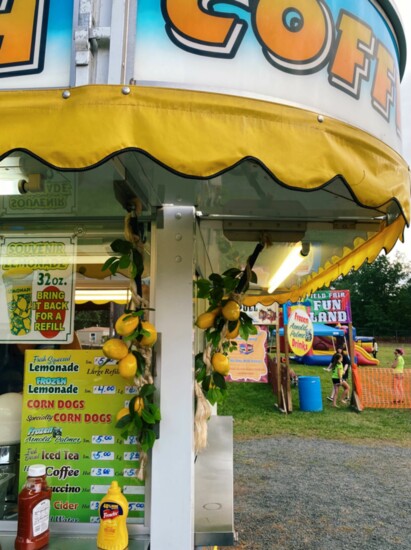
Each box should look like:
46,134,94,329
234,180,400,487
108,0,128,83
149,206,196,550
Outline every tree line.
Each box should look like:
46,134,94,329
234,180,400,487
330,253,411,340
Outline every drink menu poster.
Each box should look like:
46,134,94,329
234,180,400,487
0,236,76,344
19,350,145,524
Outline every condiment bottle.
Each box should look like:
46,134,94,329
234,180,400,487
15,464,52,550
97,481,129,550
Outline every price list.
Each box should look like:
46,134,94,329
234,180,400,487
19,350,145,523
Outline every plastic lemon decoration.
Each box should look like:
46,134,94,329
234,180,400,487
134,396,145,416
195,311,216,330
115,313,139,336
222,300,240,322
211,352,230,376
116,407,131,422
139,321,157,347
102,338,129,360
118,353,138,379
226,321,240,339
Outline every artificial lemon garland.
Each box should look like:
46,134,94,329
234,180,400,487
194,268,260,453
101,202,160,480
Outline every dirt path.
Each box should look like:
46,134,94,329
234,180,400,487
222,437,411,549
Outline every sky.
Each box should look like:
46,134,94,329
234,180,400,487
392,0,411,259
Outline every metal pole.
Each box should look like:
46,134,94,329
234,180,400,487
149,206,196,550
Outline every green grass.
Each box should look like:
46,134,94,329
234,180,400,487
219,342,411,446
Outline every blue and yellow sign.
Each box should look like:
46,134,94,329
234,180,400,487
0,0,73,88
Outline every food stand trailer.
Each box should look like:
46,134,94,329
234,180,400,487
0,1,409,548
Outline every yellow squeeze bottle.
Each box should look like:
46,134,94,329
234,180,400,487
97,481,129,550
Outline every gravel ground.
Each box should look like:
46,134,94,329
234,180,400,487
223,437,411,550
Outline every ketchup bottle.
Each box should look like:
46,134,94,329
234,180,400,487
15,464,52,550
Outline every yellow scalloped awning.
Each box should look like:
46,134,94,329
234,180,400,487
243,215,406,306
0,85,408,218
0,85,409,301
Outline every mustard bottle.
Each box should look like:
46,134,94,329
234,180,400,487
97,481,129,550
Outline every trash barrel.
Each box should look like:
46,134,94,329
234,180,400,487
298,376,323,412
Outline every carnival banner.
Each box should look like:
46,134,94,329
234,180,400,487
307,290,352,324
134,0,402,152
287,305,314,357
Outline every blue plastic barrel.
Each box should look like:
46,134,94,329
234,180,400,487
298,376,323,412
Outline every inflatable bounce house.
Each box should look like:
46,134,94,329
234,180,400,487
287,323,379,366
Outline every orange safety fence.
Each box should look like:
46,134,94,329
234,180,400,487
357,368,411,408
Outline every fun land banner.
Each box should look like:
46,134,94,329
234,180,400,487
0,236,76,344
19,350,145,524
307,290,352,324
228,327,268,382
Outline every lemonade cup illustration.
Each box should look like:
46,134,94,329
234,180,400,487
2,267,34,336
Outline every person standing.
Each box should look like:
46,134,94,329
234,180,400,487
372,339,378,358
330,353,349,408
391,348,405,404
324,346,351,404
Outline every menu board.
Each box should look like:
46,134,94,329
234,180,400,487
19,350,145,524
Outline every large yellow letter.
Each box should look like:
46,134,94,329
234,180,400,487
329,11,375,98
0,0,49,77
253,0,333,74
162,0,249,58
371,41,396,123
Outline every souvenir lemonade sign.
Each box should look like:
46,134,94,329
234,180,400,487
0,236,76,344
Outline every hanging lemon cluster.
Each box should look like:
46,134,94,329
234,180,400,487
100,206,160,478
194,269,257,452
193,269,257,452
102,313,161,457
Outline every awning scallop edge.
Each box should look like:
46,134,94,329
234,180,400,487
0,85,409,224
243,216,406,307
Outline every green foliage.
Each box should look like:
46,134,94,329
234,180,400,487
102,238,144,279
331,253,411,337
194,267,258,406
116,388,161,451
194,268,256,309
74,309,110,330
103,233,159,454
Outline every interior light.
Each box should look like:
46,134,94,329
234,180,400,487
268,242,310,293
0,179,27,195
0,156,44,195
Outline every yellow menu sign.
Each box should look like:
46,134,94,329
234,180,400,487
20,350,145,523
